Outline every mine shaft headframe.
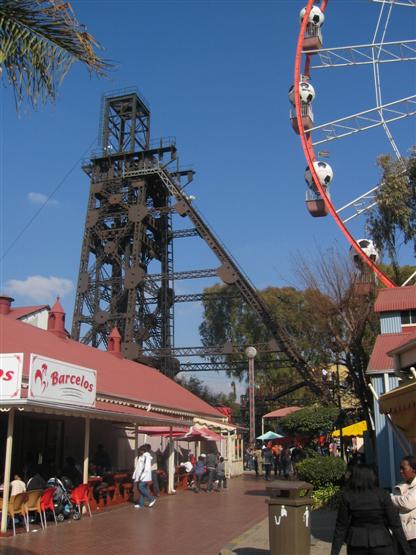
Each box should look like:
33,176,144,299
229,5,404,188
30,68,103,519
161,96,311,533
99,88,151,154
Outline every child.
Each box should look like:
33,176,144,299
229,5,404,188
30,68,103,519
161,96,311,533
216,457,226,490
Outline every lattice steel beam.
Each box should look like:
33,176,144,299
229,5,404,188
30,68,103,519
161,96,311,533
311,95,416,146
308,40,416,68
179,361,293,372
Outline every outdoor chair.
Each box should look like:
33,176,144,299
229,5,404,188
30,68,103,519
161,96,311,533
40,487,57,526
70,484,92,517
0,493,28,535
23,489,44,530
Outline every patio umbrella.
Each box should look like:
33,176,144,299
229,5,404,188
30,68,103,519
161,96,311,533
176,426,223,442
256,431,283,441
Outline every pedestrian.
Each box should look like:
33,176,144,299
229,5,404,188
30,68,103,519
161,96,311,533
205,450,218,492
291,443,307,478
281,447,292,480
331,464,411,555
272,443,282,477
216,457,227,490
132,446,156,509
145,444,160,496
391,456,416,555
193,455,206,493
263,445,273,481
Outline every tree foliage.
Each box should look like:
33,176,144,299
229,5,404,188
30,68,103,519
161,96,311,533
367,151,416,279
280,406,339,437
0,0,110,107
297,456,346,489
199,249,379,432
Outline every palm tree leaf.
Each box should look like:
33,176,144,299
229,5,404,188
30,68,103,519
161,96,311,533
0,0,111,106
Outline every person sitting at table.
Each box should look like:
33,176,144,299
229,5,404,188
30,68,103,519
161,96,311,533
179,459,194,488
92,444,112,474
62,456,82,487
10,473,26,496
27,466,46,491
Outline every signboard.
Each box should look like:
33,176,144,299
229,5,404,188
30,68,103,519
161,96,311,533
28,354,96,407
0,353,23,399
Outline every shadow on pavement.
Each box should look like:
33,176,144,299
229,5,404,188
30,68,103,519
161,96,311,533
233,549,269,555
0,547,38,555
244,490,268,496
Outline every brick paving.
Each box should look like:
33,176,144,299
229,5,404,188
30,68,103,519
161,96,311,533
0,475,270,555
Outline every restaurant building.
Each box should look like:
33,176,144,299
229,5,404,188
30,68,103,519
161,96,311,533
366,286,416,488
0,296,239,531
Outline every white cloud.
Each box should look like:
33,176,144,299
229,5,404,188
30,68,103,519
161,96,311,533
27,192,59,206
5,275,73,303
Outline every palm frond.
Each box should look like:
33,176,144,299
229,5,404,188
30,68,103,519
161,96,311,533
0,0,111,106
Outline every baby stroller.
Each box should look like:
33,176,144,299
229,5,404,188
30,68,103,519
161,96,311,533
46,477,81,521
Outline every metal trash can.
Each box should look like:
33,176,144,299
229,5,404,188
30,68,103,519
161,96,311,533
266,479,313,555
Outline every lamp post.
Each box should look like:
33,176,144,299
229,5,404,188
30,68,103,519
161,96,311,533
246,346,257,445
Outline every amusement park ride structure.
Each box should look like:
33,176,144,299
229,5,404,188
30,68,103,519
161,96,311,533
71,0,415,405
292,0,416,288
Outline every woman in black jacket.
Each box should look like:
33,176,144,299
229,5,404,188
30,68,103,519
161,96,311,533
331,464,411,555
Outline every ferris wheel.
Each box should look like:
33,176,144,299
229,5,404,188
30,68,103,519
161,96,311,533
291,0,416,288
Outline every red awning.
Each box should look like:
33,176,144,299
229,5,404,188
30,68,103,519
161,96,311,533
176,426,223,442
137,426,189,437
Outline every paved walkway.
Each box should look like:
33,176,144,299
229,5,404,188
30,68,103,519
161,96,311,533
0,475,344,555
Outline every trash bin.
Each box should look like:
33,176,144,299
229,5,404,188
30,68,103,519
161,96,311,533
266,479,313,555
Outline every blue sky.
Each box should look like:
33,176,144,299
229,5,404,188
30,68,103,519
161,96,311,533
1,0,415,394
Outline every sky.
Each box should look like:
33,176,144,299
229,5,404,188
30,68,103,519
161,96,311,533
1,0,415,395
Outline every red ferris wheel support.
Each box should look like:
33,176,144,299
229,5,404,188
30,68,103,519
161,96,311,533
293,0,396,289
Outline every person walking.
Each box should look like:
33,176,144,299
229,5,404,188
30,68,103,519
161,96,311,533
193,455,206,493
263,445,273,481
391,456,416,555
206,451,217,492
215,457,227,490
331,464,411,555
132,446,156,509
145,444,160,497
281,447,292,480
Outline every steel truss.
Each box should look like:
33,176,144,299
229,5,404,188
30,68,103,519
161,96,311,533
307,40,416,68
310,95,416,146
72,90,330,400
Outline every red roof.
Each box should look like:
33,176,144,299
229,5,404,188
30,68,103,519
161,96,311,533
374,286,416,313
263,406,302,418
8,305,49,320
0,315,223,419
367,330,416,374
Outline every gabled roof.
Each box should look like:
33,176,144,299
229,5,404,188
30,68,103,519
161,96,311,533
0,315,223,419
374,286,416,313
263,406,302,419
8,305,49,320
367,330,416,374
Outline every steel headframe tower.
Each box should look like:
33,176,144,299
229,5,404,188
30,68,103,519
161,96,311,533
71,89,179,375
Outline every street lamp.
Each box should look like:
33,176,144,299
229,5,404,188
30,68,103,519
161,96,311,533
245,346,257,445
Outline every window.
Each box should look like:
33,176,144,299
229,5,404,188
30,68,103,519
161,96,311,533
401,310,416,325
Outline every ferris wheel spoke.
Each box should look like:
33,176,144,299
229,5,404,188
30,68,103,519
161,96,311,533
371,0,416,7
308,40,416,68
310,95,416,145
336,185,379,220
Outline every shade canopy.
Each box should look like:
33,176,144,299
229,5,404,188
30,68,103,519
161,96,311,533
256,431,283,441
176,425,223,442
333,420,367,438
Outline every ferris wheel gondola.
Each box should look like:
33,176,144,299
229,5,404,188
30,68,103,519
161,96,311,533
291,0,416,288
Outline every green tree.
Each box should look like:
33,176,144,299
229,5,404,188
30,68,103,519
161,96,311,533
199,249,379,435
280,406,339,441
367,151,416,281
0,0,109,107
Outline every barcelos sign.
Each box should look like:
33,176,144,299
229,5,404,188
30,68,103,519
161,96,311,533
0,353,23,399
29,354,96,407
